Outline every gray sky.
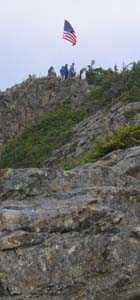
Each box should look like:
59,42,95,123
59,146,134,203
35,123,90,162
0,0,140,90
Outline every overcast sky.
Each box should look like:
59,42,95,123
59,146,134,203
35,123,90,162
0,0,140,90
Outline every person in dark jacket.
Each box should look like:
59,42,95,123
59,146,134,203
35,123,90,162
60,66,65,79
69,63,75,78
64,64,69,79
79,68,86,79
48,66,56,77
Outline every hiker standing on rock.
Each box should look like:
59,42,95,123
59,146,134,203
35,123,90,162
64,64,69,79
69,63,76,78
60,66,65,79
79,68,86,79
48,66,56,77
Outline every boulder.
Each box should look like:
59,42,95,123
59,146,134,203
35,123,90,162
0,146,140,299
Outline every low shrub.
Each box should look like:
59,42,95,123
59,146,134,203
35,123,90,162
0,107,84,168
82,125,140,163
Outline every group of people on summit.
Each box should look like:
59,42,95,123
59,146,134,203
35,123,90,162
60,63,76,79
47,63,86,80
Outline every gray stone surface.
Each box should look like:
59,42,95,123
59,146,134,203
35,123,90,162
0,146,140,299
1,76,140,299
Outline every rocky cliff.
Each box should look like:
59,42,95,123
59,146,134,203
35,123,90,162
0,77,90,149
0,146,140,300
0,69,140,300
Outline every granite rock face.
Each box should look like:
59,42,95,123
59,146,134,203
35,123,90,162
0,146,140,299
0,77,90,149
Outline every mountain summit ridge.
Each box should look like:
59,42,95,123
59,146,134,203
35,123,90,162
0,63,140,299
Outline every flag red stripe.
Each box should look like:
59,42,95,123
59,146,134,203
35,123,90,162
63,32,77,41
63,33,77,44
63,32,77,40
63,36,76,45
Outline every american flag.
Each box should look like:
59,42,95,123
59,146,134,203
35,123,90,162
63,20,77,46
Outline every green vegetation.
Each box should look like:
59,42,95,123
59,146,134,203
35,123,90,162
85,61,140,113
63,157,81,170
0,107,84,168
1,61,140,169
123,107,136,120
82,125,140,164
123,107,139,121
62,125,140,170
